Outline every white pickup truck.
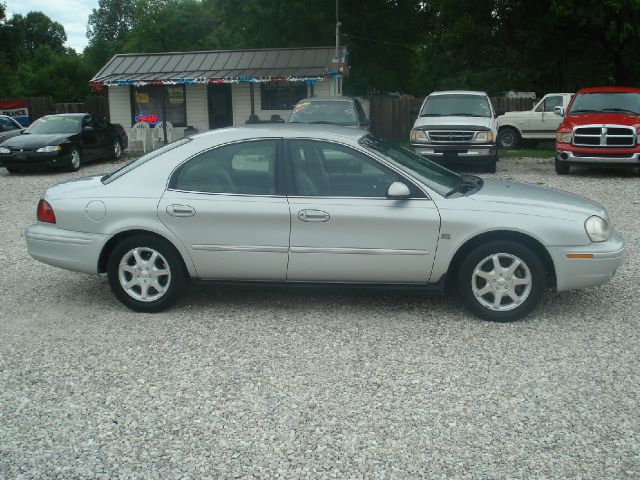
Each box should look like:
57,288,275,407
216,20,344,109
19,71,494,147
497,93,573,148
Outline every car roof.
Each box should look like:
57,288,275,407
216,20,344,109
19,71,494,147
576,86,640,94
295,96,357,103
190,124,368,144
428,90,488,96
39,113,88,118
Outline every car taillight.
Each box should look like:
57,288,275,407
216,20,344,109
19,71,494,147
37,199,56,223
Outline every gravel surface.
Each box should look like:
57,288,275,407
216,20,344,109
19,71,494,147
0,157,638,479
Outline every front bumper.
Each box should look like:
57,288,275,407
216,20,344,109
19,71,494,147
0,151,73,170
25,223,110,274
555,148,640,168
411,143,497,163
548,231,626,292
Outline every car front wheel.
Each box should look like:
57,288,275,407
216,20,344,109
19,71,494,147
457,240,546,322
497,127,520,149
113,138,123,160
68,148,82,172
107,235,186,312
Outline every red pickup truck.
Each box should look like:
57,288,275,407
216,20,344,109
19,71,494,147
554,86,640,174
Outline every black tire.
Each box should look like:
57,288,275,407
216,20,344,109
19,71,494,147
107,235,186,312
457,240,546,322
497,127,520,149
67,148,82,172
485,158,497,173
555,159,570,175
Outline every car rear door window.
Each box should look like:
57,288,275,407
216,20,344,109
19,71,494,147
171,140,278,195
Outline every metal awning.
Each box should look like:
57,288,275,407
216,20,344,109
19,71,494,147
91,46,348,89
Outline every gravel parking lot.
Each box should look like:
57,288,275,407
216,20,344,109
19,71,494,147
1,157,638,479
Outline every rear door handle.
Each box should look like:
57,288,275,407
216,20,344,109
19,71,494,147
167,204,196,217
298,209,330,222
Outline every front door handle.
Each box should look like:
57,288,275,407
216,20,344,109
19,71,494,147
167,204,196,217
298,209,330,222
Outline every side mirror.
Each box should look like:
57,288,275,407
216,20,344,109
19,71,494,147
495,109,505,117
553,106,565,116
387,181,411,199
83,125,94,132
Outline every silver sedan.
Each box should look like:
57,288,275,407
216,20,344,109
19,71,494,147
25,125,625,321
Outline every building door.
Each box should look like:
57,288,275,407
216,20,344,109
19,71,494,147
207,84,233,129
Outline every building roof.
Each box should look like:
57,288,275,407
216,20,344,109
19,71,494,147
91,46,348,88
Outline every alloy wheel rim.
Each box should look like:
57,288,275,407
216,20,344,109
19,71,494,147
471,253,532,312
501,132,515,147
71,150,80,169
114,141,121,158
118,247,171,302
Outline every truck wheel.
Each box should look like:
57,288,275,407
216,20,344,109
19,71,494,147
457,240,546,322
498,127,520,149
555,159,570,175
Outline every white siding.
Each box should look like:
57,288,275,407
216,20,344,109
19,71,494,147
107,86,131,127
184,83,207,138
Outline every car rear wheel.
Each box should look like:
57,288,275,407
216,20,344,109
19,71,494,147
497,127,520,149
107,235,186,312
555,159,570,175
67,148,82,172
457,240,546,322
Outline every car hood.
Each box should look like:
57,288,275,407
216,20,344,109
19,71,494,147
3,133,73,149
44,175,104,199
561,113,640,129
468,178,606,218
413,116,493,130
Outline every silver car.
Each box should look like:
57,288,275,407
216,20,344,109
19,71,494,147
25,125,625,322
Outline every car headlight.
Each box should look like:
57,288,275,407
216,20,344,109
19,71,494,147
474,131,494,143
0,147,10,154
36,145,62,153
410,129,428,142
556,132,572,143
585,215,610,242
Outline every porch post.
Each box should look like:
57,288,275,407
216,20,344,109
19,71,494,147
249,83,255,117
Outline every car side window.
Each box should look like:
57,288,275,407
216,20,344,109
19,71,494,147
288,140,422,197
0,117,18,131
171,140,277,195
354,99,367,124
543,96,562,112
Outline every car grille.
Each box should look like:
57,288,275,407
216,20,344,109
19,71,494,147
573,125,636,147
427,131,475,143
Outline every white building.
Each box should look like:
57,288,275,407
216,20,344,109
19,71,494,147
90,46,348,140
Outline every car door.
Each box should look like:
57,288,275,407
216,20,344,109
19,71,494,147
80,115,101,161
527,95,563,138
285,139,440,283
157,139,290,280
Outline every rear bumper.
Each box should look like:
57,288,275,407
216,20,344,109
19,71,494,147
548,231,626,291
555,149,640,167
411,143,497,164
25,223,109,274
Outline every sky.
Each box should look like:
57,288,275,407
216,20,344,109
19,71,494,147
5,0,99,52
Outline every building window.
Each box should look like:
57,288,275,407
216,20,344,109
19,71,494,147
130,85,186,127
260,82,307,110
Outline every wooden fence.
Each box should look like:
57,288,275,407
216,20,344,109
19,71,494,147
368,95,538,143
25,96,109,123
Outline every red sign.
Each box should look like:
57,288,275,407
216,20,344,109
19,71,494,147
135,113,158,126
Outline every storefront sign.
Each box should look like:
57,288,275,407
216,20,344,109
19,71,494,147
0,99,29,126
135,113,159,125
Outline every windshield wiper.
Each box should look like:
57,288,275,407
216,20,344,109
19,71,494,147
601,108,640,114
420,113,443,117
444,175,481,198
569,109,599,114
449,113,484,117
309,120,336,124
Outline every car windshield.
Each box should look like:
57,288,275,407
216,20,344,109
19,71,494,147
25,116,81,134
102,138,192,184
289,101,358,126
420,94,491,117
359,135,466,196
568,92,640,115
